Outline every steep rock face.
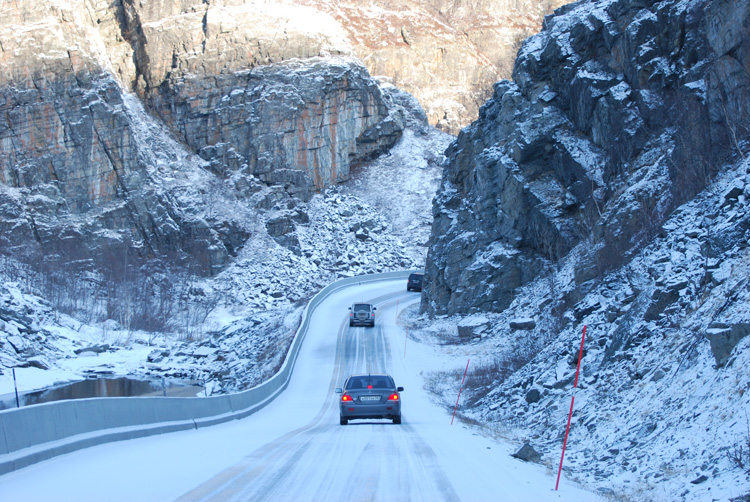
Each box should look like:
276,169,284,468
119,0,402,189
297,0,569,134
423,0,750,316
0,0,402,275
109,0,572,135
0,5,164,268
148,58,402,190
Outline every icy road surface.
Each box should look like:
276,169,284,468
1,279,602,501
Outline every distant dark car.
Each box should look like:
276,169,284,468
407,273,424,292
336,374,403,425
349,303,376,327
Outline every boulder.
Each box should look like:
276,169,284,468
705,323,750,367
266,214,302,256
525,388,542,404
644,288,680,322
74,344,110,355
192,347,216,358
510,318,536,330
6,335,26,353
574,300,602,320
457,316,490,339
24,357,50,370
512,443,543,463
0,307,33,326
147,350,169,363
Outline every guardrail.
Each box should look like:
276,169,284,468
0,270,413,475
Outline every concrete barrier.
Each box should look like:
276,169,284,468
0,270,413,475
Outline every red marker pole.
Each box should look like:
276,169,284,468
404,328,408,358
556,325,587,491
451,358,471,425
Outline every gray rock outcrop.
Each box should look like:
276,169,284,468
706,323,750,367
0,1,403,277
133,3,405,189
294,0,569,134
422,0,750,316
512,442,543,463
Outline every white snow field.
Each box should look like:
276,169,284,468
0,279,602,501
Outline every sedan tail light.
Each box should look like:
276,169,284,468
387,393,400,401
341,394,353,402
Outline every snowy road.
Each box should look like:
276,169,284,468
1,279,602,501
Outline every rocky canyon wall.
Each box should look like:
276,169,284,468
296,0,568,134
422,0,750,316
0,0,403,275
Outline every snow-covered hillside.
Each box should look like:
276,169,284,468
0,98,452,400
403,153,750,501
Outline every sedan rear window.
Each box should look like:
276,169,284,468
347,376,393,389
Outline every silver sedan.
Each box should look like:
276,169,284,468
335,374,403,425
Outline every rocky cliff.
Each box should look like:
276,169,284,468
118,0,405,187
415,0,750,497
0,0,572,283
423,0,750,317
296,0,568,134
0,0,403,277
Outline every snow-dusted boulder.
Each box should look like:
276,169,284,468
509,318,536,330
706,323,750,367
511,443,543,463
457,316,491,339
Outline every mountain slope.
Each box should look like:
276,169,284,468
423,0,750,318
417,0,750,499
0,0,406,289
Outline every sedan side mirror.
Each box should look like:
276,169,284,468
335,388,342,393
397,386,404,392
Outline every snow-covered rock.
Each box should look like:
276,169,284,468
423,0,750,318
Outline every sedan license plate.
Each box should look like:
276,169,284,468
359,395,380,402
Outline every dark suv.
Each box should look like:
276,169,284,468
407,273,424,292
349,303,376,327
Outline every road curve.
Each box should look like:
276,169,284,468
175,282,458,502
0,278,602,502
